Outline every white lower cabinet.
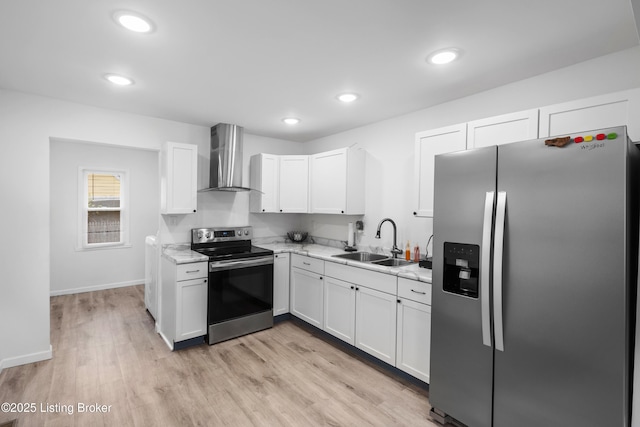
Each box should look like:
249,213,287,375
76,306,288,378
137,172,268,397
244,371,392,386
273,253,290,316
160,259,208,349
396,298,431,383
324,262,398,366
396,277,432,383
290,257,431,383
176,278,208,341
323,276,356,345
290,255,324,328
355,286,398,365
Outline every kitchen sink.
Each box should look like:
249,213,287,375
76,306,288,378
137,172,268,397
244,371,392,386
332,252,388,262
371,258,414,267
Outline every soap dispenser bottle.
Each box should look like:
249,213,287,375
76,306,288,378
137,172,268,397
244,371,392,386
405,241,411,261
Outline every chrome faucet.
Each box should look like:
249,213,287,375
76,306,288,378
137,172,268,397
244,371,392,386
375,218,403,258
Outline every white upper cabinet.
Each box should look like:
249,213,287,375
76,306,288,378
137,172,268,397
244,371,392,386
414,124,467,217
160,141,197,215
467,109,539,149
250,153,280,213
279,155,309,213
539,89,640,140
310,147,365,215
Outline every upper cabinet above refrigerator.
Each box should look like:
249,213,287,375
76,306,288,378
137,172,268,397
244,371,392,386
413,123,467,218
467,109,539,149
538,89,640,140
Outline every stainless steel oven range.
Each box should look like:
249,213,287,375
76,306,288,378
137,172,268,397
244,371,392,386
191,226,274,345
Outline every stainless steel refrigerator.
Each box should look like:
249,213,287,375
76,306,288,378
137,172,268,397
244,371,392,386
429,126,638,427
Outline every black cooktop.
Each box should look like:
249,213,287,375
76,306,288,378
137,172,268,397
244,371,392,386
193,244,273,261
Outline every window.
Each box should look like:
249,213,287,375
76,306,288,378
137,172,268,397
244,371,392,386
78,168,129,249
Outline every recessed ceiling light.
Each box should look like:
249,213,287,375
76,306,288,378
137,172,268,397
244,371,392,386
282,117,300,125
427,49,460,65
104,74,134,86
113,11,154,33
337,93,359,103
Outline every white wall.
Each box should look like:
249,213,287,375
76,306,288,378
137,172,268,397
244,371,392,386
159,133,306,245
300,46,640,255
3,45,640,373
50,139,160,295
0,89,302,371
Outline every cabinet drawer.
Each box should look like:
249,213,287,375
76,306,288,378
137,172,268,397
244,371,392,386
398,277,431,305
291,254,324,275
325,262,396,295
177,262,208,281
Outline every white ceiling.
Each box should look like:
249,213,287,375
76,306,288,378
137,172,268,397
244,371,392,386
1,0,639,142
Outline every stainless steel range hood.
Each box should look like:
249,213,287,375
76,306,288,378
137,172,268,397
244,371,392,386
200,123,252,192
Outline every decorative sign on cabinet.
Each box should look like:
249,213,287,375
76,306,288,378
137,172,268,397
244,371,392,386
160,141,198,215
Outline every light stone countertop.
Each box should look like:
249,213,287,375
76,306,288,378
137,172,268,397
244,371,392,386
162,244,208,264
162,241,433,283
256,242,432,284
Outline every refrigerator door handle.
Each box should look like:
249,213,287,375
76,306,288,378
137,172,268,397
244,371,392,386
481,191,495,348
493,191,507,352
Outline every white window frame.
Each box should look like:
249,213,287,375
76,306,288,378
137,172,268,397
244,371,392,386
77,167,131,250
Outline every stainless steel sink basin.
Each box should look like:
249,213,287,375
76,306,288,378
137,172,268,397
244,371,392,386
332,252,388,262
371,258,414,267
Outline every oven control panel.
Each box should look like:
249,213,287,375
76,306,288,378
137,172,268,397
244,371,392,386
192,226,252,244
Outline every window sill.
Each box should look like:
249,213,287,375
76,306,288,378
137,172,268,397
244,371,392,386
76,243,132,252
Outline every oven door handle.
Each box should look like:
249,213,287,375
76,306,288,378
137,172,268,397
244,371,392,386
209,256,274,272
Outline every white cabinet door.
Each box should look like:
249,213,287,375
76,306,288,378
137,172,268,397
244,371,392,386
396,298,431,383
467,109,539,149
539,89,640,140
310,148,347,214
414,124,467,217
250,153,279,213
161,141,198,214
310,147,366,215
176,277,208,342
355,285,397,365
290,267,323,328
273,253,290,316
279,155,309,213
323,276,356,345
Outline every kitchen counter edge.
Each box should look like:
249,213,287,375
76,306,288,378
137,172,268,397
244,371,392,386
257,243,432,284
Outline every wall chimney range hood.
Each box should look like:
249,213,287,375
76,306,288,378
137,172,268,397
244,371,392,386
200,123,253,192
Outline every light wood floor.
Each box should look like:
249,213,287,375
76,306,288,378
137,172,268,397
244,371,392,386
0,285,445,426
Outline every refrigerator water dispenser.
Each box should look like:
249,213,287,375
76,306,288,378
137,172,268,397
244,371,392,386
443,242,480,298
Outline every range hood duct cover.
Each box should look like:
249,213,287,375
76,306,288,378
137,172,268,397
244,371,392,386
202,123,252,192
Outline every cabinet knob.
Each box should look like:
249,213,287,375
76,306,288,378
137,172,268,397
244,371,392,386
320,277,323,280
280,209,283,212
397,299,401,303
355,287,359,291
262,209,265,212
413,211,417,215
193,209,197,213
341,210,344,214
350,286,354,290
